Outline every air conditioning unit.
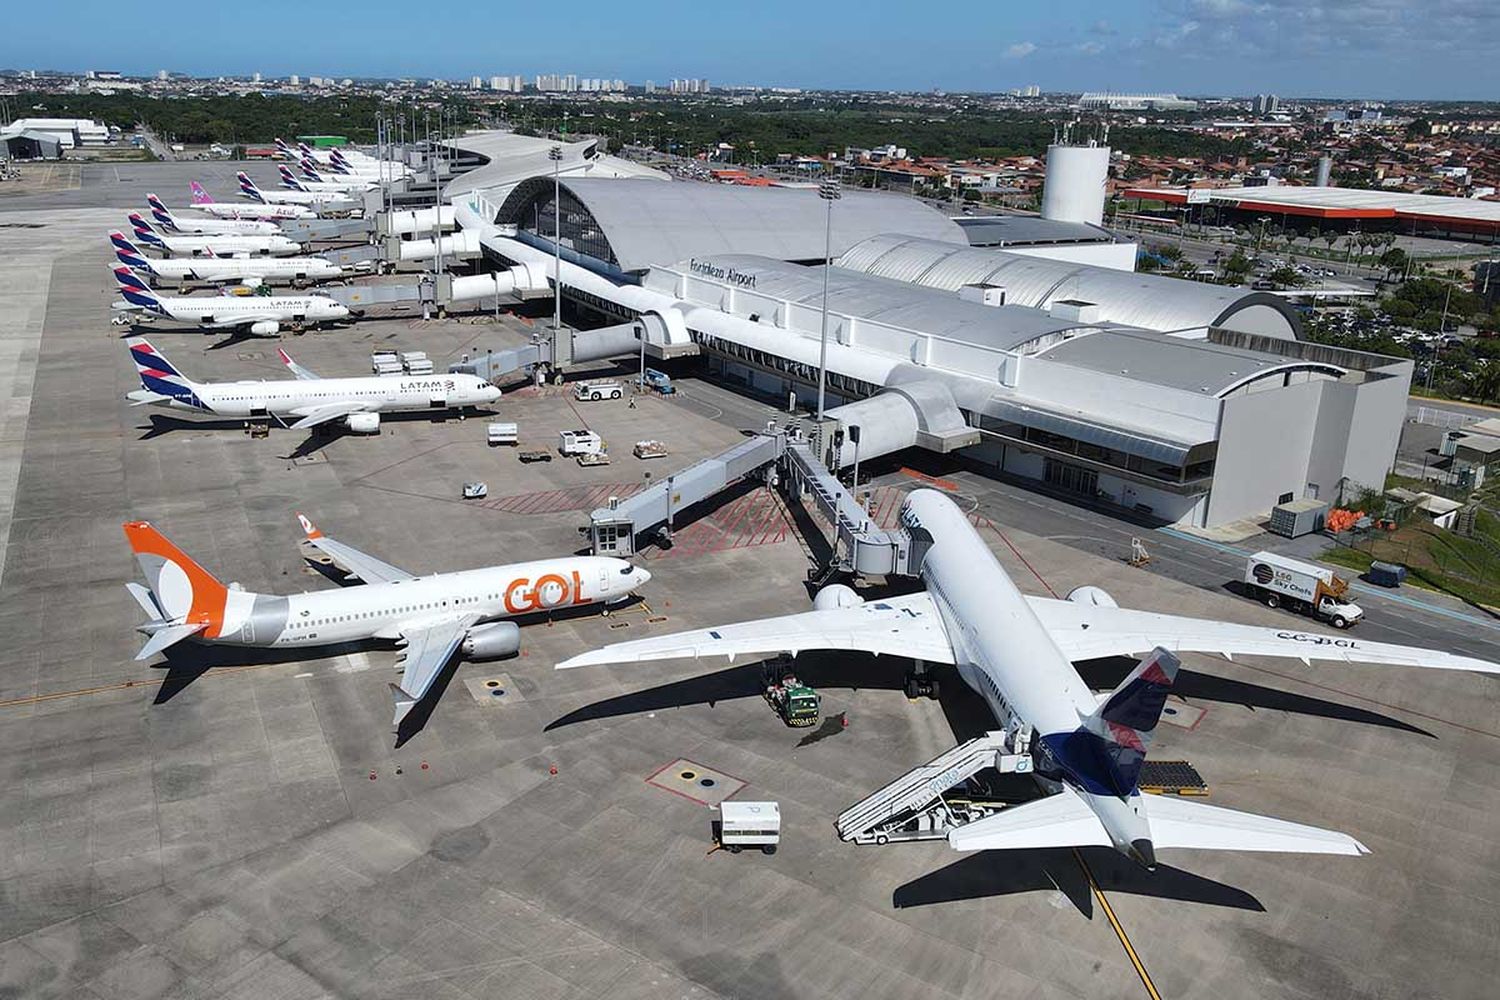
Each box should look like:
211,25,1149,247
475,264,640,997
1049,298,1104,324
958,282,1007,307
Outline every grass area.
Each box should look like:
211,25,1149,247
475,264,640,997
1327,517,1500,610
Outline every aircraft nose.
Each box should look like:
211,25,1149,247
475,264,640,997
634,568,652,588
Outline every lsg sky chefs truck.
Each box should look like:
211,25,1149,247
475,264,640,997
1244,551,1364,629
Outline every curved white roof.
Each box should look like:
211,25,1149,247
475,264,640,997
493,178,967,272
445,131,667,204
836,234,1302,339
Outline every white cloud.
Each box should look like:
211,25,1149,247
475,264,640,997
1003,41,1037,59
1076,41,1107,56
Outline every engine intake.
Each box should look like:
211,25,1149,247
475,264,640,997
248,320,280,335
1066,585,1118,608
345,412,381,434
462,621,521,660
812,583,864,611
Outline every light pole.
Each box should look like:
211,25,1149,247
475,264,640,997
815,175,841,422
548,144,564,339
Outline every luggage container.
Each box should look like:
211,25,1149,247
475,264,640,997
487,422,519,446
1269,499,1329,538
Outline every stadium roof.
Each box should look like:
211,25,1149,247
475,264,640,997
492,177,967,272
836,234,1302,339
1126,185,1500,233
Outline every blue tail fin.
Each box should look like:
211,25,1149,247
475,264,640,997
126,337,200,401
127,213,166,248
114,267,166,312
236,172,264,201
146,193,177,229
110,232,156,273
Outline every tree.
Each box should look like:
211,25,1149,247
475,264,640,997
1222,249,1253,283
1380,247,1409,279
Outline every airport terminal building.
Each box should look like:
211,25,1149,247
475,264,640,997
450,134,1412,528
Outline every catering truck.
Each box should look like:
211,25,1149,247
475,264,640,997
1243,551,1364,628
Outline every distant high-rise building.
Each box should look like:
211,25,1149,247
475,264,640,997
1024,84,1040,98
156,70,168,81
471,76,483,90
645,80,655,94
251,72,261,84
1252,93,1279,115
289,74,300,86
564,74,578,92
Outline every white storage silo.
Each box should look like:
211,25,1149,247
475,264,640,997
1040,143,1110,226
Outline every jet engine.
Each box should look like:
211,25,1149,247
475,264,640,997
239,276,264,289
1066,585,1118,608
248,320,280,335
461,621,521,660
345,412,380,434
812,583,864,611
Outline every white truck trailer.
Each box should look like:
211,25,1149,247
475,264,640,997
1243,551,1364,628
718,801,780,855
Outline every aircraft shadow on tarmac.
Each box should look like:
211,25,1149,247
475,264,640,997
151,638,375,704
545,652,1433,740
892,845,1265,916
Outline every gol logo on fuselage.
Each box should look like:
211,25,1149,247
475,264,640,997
504,570,590,614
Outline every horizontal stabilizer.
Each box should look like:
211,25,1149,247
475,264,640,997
948,787,1111,853
125,581,165,620
134,622,206,661
1142,793,1369,856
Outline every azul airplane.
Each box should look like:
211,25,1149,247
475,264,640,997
124,335,500,432
560,489,1500,870
113,267,349,335
189,181,315,221
124,513,649,729
239,172,358,213
146,193,281,235
128,213,302,257
112,232,344,287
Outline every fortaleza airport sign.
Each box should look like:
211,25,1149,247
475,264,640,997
689,258,758,289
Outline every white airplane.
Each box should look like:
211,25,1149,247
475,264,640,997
239,172,358,213
112,232,346,287
124,335,500,433
124,513,650,729
128,213,302,258
112,267,349,335
560,489,1500,870
146,194,281,235
281,162,374,195
279,139,411,179
190,181,315,221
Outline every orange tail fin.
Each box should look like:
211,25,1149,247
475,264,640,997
122,521,228,631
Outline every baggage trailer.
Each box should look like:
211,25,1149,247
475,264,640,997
717,801,780,855
1244,551,1363,628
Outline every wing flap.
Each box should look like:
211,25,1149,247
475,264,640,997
556,592,954,670
1028,598,1500,674
289,401,369,430
391,616,477,728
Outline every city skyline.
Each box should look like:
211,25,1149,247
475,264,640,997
1,0,1496,100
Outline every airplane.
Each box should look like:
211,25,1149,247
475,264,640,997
112,232,346,287
189,181,316,221
128,213,302,258
123,513,650,729
559,488,1500,870
280,163,374,195
124,335,500,433
112,267,349,335
281,139,411,179
147,193,282,235
238,172,358,213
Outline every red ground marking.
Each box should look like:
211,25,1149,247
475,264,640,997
899,468,959,491
644,758,749,806
481,482,645,515
644,488,790,561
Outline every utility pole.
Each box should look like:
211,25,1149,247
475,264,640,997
815,175,841,422
549,144,565,375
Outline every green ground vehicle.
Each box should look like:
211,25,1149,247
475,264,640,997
762,659,820,727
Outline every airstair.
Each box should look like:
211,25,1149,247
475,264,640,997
835,728,1034,845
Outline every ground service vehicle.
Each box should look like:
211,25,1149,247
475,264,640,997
762,659,821,727
1244,551,1364,628
641,368,676,395
718,801,780,855
574,381,623,402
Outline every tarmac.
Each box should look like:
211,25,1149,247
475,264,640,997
1,168,1499,1000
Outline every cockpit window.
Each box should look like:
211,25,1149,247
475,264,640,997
620,564,637,575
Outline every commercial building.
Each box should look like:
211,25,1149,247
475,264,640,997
448,133,1413,529
0,117,110,148
1127,184,1500,243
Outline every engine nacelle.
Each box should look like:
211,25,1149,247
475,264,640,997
461,621,521,660
239,276,264,289
1066,585,1118,608
248,320,280,335
345,412,380,434
812,583,865,611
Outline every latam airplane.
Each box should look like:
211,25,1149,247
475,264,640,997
189,181,315,221
239,172,358,213
112,267,348,335
124,336,500,432
280,163,373,195
124,514,650,728
146,193,281,235
112,233,345,287
128,213,302,257
282,139,412,179
561,489,1500,869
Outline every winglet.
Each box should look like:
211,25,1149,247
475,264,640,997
391,683,417,730
295,512,323,540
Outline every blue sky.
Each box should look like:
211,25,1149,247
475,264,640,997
2,1,1496,99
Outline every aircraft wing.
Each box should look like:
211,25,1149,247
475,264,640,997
207,313,282,329
947,784,1367,857
295,512,414,584
287,401,371,430
556,592,955,670
391,614,482,728
277,348,320,380
1026,597,1500,674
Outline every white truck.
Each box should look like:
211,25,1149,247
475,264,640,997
717,801,780,855
573,381,623,402
1243,551,1364,629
